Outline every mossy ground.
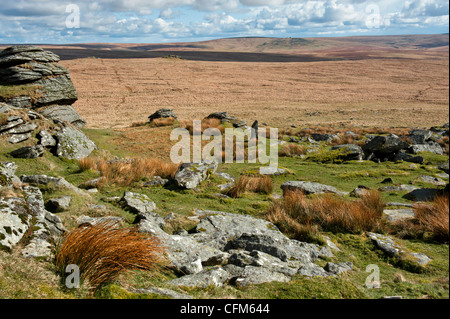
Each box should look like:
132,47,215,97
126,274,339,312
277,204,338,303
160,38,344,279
0,125,448,299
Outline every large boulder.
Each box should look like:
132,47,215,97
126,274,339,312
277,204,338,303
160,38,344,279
55,125,97,160
174,161,218,189
0,162,20,187
0,46,78,108
362,134,410,156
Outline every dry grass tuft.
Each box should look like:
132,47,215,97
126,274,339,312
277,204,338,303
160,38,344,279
180,118,224,136
78,157,179,187
267,189,385,238
414,195,449,243
227,175,273,198
279,144,306,157
54,220,168,293
151,117,176,127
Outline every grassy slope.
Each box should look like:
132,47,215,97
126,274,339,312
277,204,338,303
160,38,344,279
0,125,449,299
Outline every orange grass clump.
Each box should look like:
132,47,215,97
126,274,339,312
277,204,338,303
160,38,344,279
279,144,306,157
267,189,385,235
227,175,273,198
414,195,449,243
54,221,168,293
78,157,179,187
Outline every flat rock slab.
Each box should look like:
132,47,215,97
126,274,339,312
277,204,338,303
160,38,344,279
281,181,348,196
367,232,432,268
383,209,415,222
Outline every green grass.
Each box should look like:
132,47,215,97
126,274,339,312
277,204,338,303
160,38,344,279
1,126,448,299
0,84,41,101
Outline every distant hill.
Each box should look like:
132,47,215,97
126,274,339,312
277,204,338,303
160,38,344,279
1,34,448,62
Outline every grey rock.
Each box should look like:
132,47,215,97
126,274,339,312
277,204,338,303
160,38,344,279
311,133,338,143
0,62,69,84
206,112,248,129
416,175,447,186
55,125,97,160
6,133,32,144
438,163,449,174
234,266,291,287
0,162,20,187
367,232,432,267
37,130,57,147
330,144,365,161
168,267,231,288
215,172,235,183
38,105,86,128
394,150,424,164
362,135,410,155
0,118,24,133
0,46,60,67
404,188,442,202
174,161,218,189
298,262,332,278
10,145,44,159
408,129,433,145
46,196,72,213
281,181,348,196
20,174,87,196
78,177,105,190
143,176,169,187
148,108,178,122
5,123,37,135
120,192,163,226
383,209,415,222
410,142,444,155
32,75,78,107
324,262,353,275
0,197,31,251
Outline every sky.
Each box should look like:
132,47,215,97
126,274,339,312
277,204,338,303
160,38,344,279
0,0,448,44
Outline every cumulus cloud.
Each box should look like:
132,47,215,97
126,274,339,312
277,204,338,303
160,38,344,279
0,0,448,43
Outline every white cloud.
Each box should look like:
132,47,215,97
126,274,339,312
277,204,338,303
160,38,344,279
0,0,448,43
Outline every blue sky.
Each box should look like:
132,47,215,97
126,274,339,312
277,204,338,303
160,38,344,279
0,0,448,44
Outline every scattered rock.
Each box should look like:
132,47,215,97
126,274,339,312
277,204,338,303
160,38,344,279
410,142,444,155
330,144,365,161
148,108,178,122
168,267,231,288
55,124,97,160
46,196,72,213
174,161,218,189
281,181,348,197
206,112,248,129
119,191,162,226
0,162,20,187
37,130,57,148
416,175,447,186
383,209,415,222
324,262,353,275
10,145,44,159
367,232,432,268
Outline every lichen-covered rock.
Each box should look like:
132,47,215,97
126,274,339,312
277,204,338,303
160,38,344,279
55,125,97,160
168,267,231,288
174,161,218,189
330,144,365,161
0,197,31,251
120,191,164,226
367,232,432,268
0,162,20,187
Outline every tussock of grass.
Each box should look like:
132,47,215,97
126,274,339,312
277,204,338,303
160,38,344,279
227,175,273,198
392,195,449,243
78,157,179,187
54,220,168,293
267,190,386,239
279,143,306,157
